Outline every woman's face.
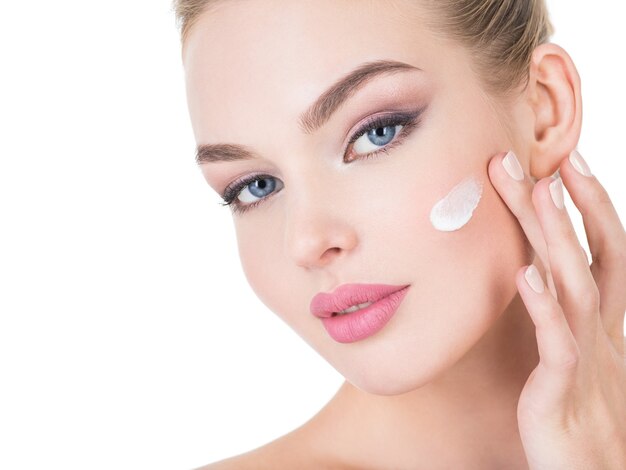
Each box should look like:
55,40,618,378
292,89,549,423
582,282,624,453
184,0,533,394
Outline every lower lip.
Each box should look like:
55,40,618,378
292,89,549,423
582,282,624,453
320,286,410,343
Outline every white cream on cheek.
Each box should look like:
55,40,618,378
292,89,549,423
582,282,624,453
429,176,484,232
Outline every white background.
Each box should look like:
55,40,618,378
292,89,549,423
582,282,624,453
0,1,624,469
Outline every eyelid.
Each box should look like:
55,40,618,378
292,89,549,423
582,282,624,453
221,172,273,205
343,105,427,148
220,103,428,214
342,105,427,160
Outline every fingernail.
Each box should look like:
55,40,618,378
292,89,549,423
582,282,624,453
569,149,592,177
549,177,564,210
502,150,524,181
524,265,545,294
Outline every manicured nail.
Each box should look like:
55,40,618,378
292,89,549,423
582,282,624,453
569,149,592,177
549,177,564,210
525,265,545,294
502,150,524,181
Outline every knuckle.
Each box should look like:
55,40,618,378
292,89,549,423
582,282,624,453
507,188,534,219
580,180,618,215
591,182,613,207
557,222,580,244
552,342,580,371
613,236,626,269
595,234,626,274
543,343,580,372
562,346,580,369
578,286,601,312
536,302,563,326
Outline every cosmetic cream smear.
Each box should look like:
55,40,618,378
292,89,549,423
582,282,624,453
429,176,483,232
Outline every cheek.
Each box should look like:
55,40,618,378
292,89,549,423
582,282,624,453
397,167,528,333
401,166,525,309
429,176,483,232
334,172,529,393
235,219,285,312
234,215,315,343
399,165,528,293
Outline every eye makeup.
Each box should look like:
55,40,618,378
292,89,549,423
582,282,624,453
429,176,483,232
219,105,427,215
343,108,425,163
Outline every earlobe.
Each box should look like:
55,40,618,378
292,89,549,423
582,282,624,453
526,43,582,179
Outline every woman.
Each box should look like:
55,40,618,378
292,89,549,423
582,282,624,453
174,0,626,468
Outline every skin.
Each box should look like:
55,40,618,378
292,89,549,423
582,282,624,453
182,1,626,468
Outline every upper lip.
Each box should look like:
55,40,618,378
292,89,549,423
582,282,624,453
310,283,410,318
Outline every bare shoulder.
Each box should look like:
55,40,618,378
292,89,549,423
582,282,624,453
193,455,244,469
196,384,359,469
193,445,290,470
194,428,343,470
193,450,262,470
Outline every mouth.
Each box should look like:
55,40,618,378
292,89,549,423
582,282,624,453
317,286,411,343
330,300,376,316
310,283,411,319
311,284,410,343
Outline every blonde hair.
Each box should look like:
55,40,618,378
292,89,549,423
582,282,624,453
172,0,554,97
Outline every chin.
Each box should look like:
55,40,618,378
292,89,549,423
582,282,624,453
335,315,497,397
340,354,453,396
350,371,440,397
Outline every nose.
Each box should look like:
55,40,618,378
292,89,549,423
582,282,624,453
284,196,358,270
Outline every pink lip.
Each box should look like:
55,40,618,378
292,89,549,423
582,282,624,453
310,283,411,343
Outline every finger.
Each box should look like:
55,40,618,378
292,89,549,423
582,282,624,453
517,265,580,404
559,150,626,338
488,151,558,297
532,175,600,348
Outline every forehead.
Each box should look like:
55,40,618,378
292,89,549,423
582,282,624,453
182,0,457,144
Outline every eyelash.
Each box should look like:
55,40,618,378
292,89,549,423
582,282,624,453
219,109,425,216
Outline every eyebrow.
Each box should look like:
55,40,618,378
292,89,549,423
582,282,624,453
195,59,421,165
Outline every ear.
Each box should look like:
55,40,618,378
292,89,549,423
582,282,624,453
525,43,582,179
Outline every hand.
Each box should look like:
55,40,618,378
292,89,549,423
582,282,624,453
487,149,626,470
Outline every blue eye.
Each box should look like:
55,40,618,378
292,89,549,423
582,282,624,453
345,108,425,163
219,107,426,215
346,122,403,163
232,176,282,203
220,175,284,213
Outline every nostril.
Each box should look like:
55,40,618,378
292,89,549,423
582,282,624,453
289,220,357,269
317,246,342,265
